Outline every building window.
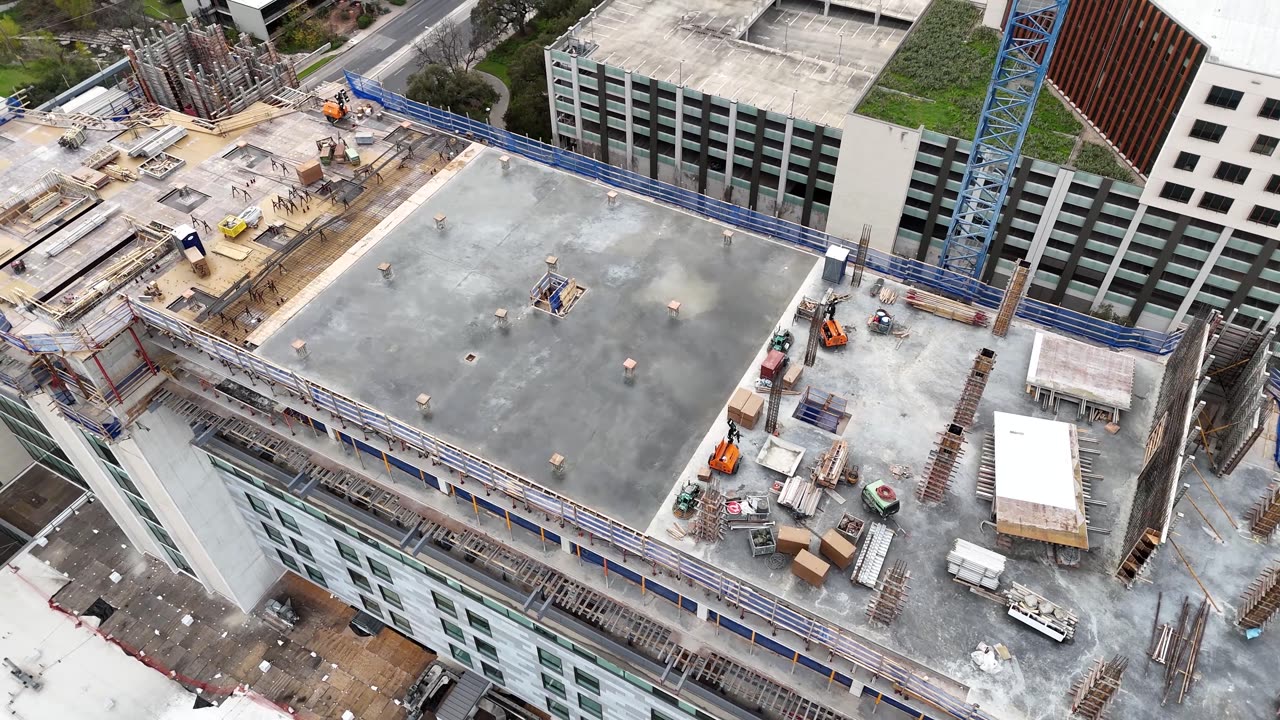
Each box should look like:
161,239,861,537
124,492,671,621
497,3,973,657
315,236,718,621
1214,161,1251,184
433,591,458,617
276,509,300,534
652,712,676,720
1267,175,1280,194
290,538,314,560
389,611,413,634
1159,182,1195,203
578,693,604,719
367,557,393,584
1252,134,1279,156
127,495,161,525
442,618,465,642
1205,85,1243,109
575,668,601,695
276,549,300,571
262,522,287,546
247,493,271,517
1189,119,1227,143
1249,205,1280,227
481,662,504,684
539,648,563,673
475,638,499,661
1262,98,1280,121
164,546,196,576
304,564,327,587
543,673,567,698
466,610,491,636
360,595,383,616
450,644,473,668
335,539,360,564
379,586,404,609
546,699,570,720
348,569,373,592
1199,191,1234,214
1173,152,1199,171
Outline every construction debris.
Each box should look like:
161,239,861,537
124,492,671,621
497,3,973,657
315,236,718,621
1246,482,1280,540
1161,597,1209,704
1239,562,1280,633
1068,656,1127,720
1005,583,1078,642
866,560,910,626
905,288,990,326
812,439,849,489
777,475,822,517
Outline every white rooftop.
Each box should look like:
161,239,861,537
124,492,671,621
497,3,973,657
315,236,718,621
1153,0,1280,76
0,553,289,720
992,412,1088,549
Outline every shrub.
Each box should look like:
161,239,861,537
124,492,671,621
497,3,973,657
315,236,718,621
1074,141,1135,183
388,0,406,5
357,13,374,28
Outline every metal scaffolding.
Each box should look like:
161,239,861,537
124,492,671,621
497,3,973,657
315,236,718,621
992,260,1028,337
952,348,996,429
917,424,965,503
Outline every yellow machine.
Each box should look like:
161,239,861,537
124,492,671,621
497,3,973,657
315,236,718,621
218,215,248,238
708,420,742,475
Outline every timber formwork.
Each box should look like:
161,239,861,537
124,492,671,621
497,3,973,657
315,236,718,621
125,20,298,120
1208,327,1273,476
952,348,996,429
152,386,854,720
865,561,909,627
1067,656,1127,720
1246,482,1280,540
1239,563,1280,632
917,424,965,503
992,260,1028,338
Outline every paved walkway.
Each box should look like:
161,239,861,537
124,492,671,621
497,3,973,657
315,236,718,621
477,70,509,129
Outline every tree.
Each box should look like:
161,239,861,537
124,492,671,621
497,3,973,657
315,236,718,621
405,65,498,121
471,0,536,37
52,0,96,30
413,19,484,72
0,16,22,65
504,43,551,139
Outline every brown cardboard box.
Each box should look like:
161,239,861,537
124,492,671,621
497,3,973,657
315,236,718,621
727,388,752,424
739,393,764,429
782,363,803,390
819,528,856,570
296,159,324,185
776,525,812,555
791,549,830,587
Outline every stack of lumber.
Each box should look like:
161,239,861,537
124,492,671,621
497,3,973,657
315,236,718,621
812,439,848,489
778,475,822,517
905,288,990,327
946,539,1006,590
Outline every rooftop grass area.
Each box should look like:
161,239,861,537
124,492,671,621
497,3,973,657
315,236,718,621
857,0,1134,182
0,65,40,97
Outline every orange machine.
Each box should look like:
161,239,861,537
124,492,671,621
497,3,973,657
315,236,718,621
708,420,742,474
819,291,850,347
323,89,350,125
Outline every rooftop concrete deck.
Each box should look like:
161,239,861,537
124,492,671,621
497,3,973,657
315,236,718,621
646,268,1280,720
566,0,909,126
256,150,814,528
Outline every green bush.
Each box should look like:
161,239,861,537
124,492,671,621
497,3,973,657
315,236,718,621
1074,141,1135,182
357,13,374,29
388,0,406,5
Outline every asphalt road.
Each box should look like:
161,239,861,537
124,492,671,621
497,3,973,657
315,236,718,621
311,0,474,88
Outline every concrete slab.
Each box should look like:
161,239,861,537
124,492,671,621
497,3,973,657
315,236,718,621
257,151,814,528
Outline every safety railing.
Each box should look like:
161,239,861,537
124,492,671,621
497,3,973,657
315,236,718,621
344,71,1177,357
124,297,988,720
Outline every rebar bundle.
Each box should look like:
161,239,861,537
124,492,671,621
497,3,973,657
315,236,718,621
952,348,996,428
1068,655,1128,719
1247,483,1280,540
850,224,871,288
690,486,727,543
866,560,909,626
917,424,965,503
1239,563,1280,631
803,309,821,367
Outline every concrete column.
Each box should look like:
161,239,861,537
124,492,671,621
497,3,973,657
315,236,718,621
823,0,830,15
24,394,164,562
118,404,281,611
569,54,585,146
724,101,739,201
0,420,29,487
1024,167,1074,277
775,116,795,217
624,71,635,171
1168,227,1234,331
1091,205,1148,310
674,87,686,187
543,48,561,147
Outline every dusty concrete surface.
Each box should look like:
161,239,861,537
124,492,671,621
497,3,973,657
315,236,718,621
258,150,813,528
0,463,84,538
649,268,1280,720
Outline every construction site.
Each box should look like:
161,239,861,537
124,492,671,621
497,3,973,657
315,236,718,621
1,16,1280,720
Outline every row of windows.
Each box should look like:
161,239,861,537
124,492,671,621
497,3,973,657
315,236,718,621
1156,181,1280,226
1203,85,1280,121
1188,119,1279,156
220,454,714,720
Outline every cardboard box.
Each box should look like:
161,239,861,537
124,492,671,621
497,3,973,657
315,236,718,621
782,363,803,390
792,549,830,587
819,528,856,570
739,393,764,429
727,387,751,424
776,525,812,555
296,159,323,185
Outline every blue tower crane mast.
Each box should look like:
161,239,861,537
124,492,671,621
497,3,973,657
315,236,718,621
938,0,1070,279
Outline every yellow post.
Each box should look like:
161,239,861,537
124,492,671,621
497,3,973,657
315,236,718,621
382,451,392,476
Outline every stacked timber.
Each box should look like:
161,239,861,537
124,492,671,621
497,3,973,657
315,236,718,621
778,475,822,517
905,288,990,327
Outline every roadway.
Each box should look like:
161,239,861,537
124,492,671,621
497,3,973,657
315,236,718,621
309,0,477,92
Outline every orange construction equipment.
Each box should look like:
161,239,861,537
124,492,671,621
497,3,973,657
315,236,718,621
708,420,742,474
817,288,850,348
323,89,350,124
